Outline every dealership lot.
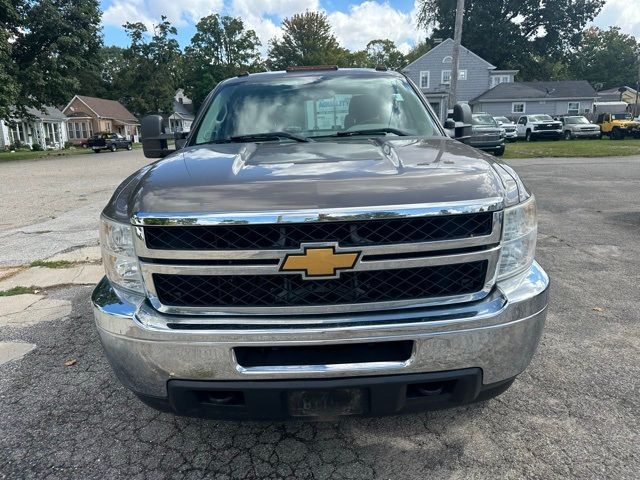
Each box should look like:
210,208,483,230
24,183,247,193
0,151,638,479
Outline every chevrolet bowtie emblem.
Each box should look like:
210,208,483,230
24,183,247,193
281,244,360,279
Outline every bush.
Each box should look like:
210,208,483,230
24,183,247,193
10,140,23,150
31,143,43,151
64,141,74,149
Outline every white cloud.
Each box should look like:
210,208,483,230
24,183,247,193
328,1,421,52
103,0,224,30
101,0,429,54
593,0,640,37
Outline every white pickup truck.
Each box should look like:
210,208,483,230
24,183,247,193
516,115,563,141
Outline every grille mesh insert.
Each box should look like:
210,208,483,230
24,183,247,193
153,261,488,308
144,213,493,251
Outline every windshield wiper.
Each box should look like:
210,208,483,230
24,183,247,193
215,132,311,143
333,127,410,137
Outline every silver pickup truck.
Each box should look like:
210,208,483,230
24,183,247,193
93,67,549,420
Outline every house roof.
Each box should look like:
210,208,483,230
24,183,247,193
599,86,638,95
64,95,139,124
24,106,67,121
173,99,194,119
403,38,496,72
471,81,597,103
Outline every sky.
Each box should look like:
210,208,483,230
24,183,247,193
99,0,640,54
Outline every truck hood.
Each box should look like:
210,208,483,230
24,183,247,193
107,138,507,219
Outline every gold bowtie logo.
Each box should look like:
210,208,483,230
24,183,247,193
281,245,360,279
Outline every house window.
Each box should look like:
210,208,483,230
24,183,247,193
491,75,511,88
568,102,580,115
512,102,526,114
441,70,466,84
419,71,430,89
442,56,452,63
75,123,81,139
67,123,74,139
81,122,88,138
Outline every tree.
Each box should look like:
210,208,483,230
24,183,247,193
115,17,182,115
416,0,605,80
364,39,405,70
570,27,640,89
267,11,347,70
184,14,262,108
1,0,103,121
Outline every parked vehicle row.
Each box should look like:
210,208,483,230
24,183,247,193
492,113,640,141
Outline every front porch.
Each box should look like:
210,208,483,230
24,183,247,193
2,119,67,150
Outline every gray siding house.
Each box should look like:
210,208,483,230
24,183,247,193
470,81,597,119
402,38,518,120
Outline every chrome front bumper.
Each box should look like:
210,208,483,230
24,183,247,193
92,262,549,398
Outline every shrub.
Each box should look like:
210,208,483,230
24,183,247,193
64,141,74,149
31,143,43,151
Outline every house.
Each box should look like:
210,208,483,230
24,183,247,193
470,81,598,118
62,95,139,145
166,89,195,133
597,86,639,115
402,38,518,120
0,106,68,150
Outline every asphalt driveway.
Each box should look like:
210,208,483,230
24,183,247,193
0,154,638,479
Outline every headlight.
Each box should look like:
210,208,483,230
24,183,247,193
100,216,144,293
498,196,537,279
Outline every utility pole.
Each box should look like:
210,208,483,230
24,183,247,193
636,51,640,117
450,0,466,107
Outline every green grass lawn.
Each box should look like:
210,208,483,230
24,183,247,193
503,138,640,159
0,143,142,163
0,147,92,163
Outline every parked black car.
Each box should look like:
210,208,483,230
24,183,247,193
88,133,132,153
469,113,505,156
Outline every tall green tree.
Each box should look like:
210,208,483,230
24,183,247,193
267,11,348,70
115,16,182,115
1,0,103,121
570,27,639,89
184,14,262,108
364,39,405,70
416,0,605,79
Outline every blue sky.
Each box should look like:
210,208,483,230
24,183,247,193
99,0,640,53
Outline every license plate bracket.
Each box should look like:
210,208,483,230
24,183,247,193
287,388,366,418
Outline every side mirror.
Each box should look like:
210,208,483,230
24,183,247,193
452,103,473,141
444,119,456,129
141,115,187,158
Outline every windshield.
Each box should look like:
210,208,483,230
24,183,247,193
494,117,510,124
192,74,440,144
612,113,632,120
472,114,498,127
530,115,554,122
565,117,590,124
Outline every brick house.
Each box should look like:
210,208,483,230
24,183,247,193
62,95,139,145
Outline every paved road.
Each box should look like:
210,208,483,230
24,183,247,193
0,149,152,266
1,154,639,479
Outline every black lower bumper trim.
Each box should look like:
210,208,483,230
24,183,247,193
135,369,516,420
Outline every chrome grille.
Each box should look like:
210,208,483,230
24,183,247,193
132,200,504,317
153,261,488,308
144,212,493,250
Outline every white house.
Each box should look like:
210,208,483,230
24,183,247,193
0,106,68,150
166,89,195,133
